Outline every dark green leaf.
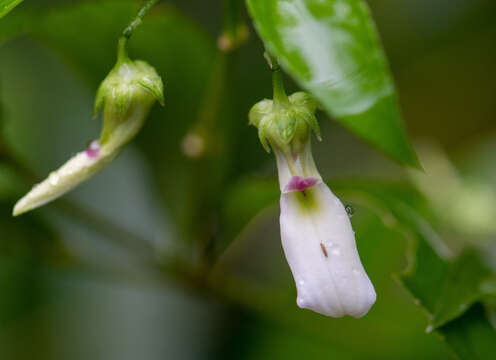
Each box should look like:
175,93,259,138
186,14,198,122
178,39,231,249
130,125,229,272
0,0,22,19
332,179,496,359
246,0,419,167
402,247,492,329
440,303,496,360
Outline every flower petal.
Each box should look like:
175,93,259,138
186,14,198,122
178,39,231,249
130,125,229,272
12,142,111,216
280,183,376,318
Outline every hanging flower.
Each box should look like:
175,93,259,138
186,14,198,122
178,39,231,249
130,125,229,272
13,40,164,216
249,67,375,317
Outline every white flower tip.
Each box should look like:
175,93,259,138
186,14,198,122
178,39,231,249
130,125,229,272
295,277,376,318
13,198,29,217
13,182,52,216
12,143,105,217
280,183,376,318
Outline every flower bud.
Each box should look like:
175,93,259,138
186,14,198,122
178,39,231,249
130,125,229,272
13,52,164,216
250,90,375,317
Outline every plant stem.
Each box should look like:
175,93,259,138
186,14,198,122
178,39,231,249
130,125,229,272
117,37,129,63
122,0,160,40
219,0,248,52
181,1,249,277
268,53,290,107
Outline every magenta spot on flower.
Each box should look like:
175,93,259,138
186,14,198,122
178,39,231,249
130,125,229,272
85,140,100,158
284,176,319,193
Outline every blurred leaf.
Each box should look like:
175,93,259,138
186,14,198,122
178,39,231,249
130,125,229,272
402,245,492,329
0,8,29,45
0,164,23,201
0,0,22,19
441,303,496,360
220,177,279,250
333,180,496,360
246,0,419,167
0,199,57,324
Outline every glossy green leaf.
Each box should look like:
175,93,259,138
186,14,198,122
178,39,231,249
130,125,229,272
246,0,419,167
0,0,22,19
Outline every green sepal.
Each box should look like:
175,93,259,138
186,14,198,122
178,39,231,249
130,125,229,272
277,112,296,144
138,79,165,107
248,98,273,128
301,111,321,141
93,84,105,118
258,116,271,153
289,92,317,113
249,91,320,152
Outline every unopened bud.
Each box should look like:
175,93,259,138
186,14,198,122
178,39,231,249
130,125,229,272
13,50,164,216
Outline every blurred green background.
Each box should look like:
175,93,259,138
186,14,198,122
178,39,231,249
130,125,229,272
1,0,496,359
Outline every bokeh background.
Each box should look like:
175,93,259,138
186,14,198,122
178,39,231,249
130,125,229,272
1,0,496,359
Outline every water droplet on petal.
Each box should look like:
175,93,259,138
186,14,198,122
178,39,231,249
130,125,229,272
49,173,59,186
297,297,305,307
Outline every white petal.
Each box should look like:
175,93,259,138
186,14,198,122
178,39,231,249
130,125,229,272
279,183,376,317
13,103,148,216
12,146,113,216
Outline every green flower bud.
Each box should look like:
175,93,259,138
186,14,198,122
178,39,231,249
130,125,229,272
95,56,164,146
13,49,164,216
249,92,320,153
249,91,322,192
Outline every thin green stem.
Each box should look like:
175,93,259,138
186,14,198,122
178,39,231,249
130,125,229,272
122,0,160,39
117,37,129,63
117,0,160,62
272,68,290,106
265,52,289,106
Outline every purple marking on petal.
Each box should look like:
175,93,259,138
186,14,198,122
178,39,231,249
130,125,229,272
85,140,100,158
284,176,319,193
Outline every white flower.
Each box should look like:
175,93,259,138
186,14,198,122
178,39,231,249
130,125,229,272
250,89,376,317
275,145,376,318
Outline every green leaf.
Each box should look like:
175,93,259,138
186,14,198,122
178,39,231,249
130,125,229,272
220,177,279,251
246,0,419,167
440,303,496,360
402,245,492,329
331,180,496,359
0,0,22,19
